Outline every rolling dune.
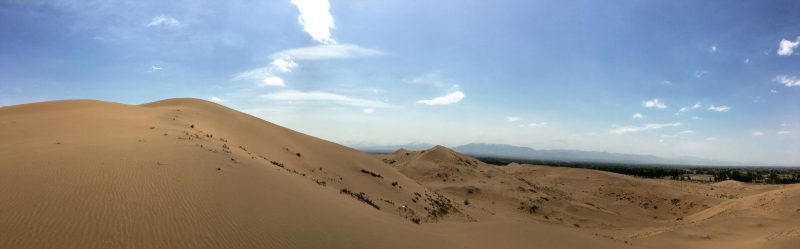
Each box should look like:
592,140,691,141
1,99,626,249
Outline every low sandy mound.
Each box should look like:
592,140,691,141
711,180,747,188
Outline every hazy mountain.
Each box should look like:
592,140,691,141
451,143,740,166
356,142,742,166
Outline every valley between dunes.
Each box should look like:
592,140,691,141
0,98,797,249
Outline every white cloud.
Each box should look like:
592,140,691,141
744,58,751,64
148,66,163,72
271,56,298,73
705,137,717,141
209,97,223,103
774,75,800,87
363,108,375,114
752,131,764,136
643,98,667,109
609,122,681,134
261,76,285,87
506,116,521,123
264,90,394,108
519,122,548,128
777,37,800,56
678,130,695,134
632,113,644,119
272,44,383,60
691,116,701,120
708,105,731,112
679,102,702,112
416,91,465,106
771,89,778,93
146,15,181,28
290,0,336,44
231,67,271,81
777,131,791,135
780,123,791,127
710,46,717,53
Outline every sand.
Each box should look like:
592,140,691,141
0,98,797,248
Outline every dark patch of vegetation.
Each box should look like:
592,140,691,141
216,167,222,171
340,188,380,210
391,181,398,186
360,169,383,178
296,152,301,157
477,156,800,184
190,124,194,128
313,179,326,186
411,217,421,224
270,161,285,168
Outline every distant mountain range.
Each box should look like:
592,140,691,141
353,142,743,166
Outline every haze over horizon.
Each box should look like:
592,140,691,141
1,0,798,165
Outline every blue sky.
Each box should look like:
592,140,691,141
1,0,798,165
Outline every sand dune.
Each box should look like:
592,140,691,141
0,99,624,249
1,98,797,248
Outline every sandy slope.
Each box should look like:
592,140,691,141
0,99,625,249
378,146,800,249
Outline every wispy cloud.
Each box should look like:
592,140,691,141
777,37,800,56
272,44,383,60
752,131,764,136
416,91,465,106
148,66,163,72
710,46,717,53
519,122,548,128
744,58,751,64
708,105,731,112
146,15,181,28
632,113,644,119
506,116,521,123
261,76,285,87
777,131,791,135
678,130,695,134
264,90,394,108
643,98,667,109
271,56,298,73
609,122,681,134
209,96,223,103
691,116,701,120
705,137,717,141
363,108,375,114
774,75,800,87
290,0,336,44
679,102,702,112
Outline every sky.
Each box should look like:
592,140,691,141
1,0,799,165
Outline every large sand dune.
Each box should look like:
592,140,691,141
0,98,797,248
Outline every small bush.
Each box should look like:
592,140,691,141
340,188,380,210
360,169,383,178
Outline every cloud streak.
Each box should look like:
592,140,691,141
146,15,181,28
708,105,731,112
416,91,465,105
774,75,800,87
643,98,667,109
264,90,394,108
272,44,383,61
609,122,681,134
